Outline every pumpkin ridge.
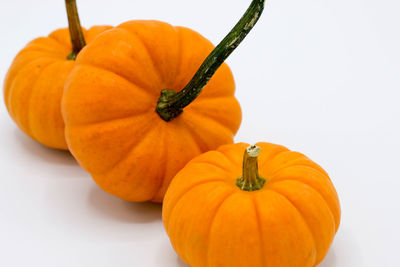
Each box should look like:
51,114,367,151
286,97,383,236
5,57,63,110
66,113,156,176
269,189,318,264
8,58,58,135
76,62,156,99
252,197,266,267
48,34,74,51
270,180,337,263
66,110,154,129
18,46,67,60
181,119,212,152
173,26,191,93
116,26,165,88
123,125,167,200
92,128,162,200
180,187,235,266
268,172,339,230
190,159,234,175
259,150,302,172
4,54,64,108
165,179,229,233
174,26,184,91
27,60,67,142
270,165,331,183
6,64,25,113
269,173,332,200
92,117,157,177
188,97,242,132
256,143,290,163
214,149,245,174
258,150,292,172
269,159,328,178
23,36,71,55
69,109,154,128
266,189,318,265
75,33,161,95
188,111,237,138
150,123,169,201
206,191,236,267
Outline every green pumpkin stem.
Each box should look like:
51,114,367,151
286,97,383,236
236,145,266,191
156,0,266,122
65,0,86,60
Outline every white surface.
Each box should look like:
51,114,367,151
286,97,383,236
1,0,399,266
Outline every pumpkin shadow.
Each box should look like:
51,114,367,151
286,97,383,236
88,186,162,223
13,127,77,166
176,257,189,267
154,238,189,267
317,248,337,267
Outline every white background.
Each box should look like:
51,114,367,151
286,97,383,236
0,0,399,266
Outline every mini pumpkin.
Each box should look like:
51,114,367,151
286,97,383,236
62,0,265,202
4,0,111,149
163,143,341,267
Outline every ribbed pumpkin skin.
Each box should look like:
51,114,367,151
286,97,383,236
4,26,112,150
62,20,242,202
163,142,341,267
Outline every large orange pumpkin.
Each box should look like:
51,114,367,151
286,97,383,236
3,0,111,149
62,0,265,202
62,20,241,202
163,143,341,267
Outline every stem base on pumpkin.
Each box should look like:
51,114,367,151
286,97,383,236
65,0,86,60
156,90,183,122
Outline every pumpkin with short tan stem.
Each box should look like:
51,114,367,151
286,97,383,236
163,142,341,267
3,0,111,149
62,0,266,202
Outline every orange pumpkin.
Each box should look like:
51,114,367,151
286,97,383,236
3,0,111,149
61,0,265,202
163,143,341,267
62,20,241,202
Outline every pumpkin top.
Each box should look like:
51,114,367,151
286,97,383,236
164,142,340,231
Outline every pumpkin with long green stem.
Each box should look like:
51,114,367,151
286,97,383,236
163,143,341,267
62,0,266,202
4,0,111,149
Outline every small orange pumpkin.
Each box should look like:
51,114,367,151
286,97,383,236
3,0,111,149
163,142,341,267
61,0,265,202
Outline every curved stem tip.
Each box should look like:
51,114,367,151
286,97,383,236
156,0,266,121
